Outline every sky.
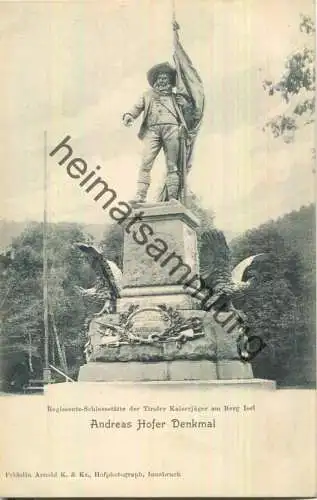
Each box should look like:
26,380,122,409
0,0,315,235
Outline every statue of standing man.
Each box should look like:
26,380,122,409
123,21,205,205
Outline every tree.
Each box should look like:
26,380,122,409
230,218,314,386
186,192,215,234
100,223,125,269
263,14,315,146
0,222,93,388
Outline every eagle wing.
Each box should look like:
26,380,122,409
199,229,233,292
75,243,122,298
231,253,268,286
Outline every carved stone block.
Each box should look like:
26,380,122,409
122,201,200,289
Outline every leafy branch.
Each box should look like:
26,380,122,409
263,14,315,142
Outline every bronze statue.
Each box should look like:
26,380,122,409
123,63,193,203
123,22,205,204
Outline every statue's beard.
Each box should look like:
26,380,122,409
154,81,172,93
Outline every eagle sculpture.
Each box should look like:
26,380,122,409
74,243,122,316
199,229,268,302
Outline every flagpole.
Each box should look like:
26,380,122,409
171,0,176,23
171,1,187,206
171,0,178,48
43,131,51,384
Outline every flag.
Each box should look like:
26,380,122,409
173,26,205,148
158,24,204,202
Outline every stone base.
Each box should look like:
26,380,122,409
86,306,250,364
217,360,253,379
117,292,201,312
78,359,254,382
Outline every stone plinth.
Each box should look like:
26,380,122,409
121,201,199,300
119,201,200,312
78,360,256,382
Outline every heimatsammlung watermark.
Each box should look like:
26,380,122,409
49,135,266,361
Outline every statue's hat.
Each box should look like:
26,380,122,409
147,62,177,87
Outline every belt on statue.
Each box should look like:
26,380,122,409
148,123,179,127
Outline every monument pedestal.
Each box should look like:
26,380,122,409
118,200,201,312
78,200,269,384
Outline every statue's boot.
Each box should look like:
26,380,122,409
129,181,149,204
166,172,179,200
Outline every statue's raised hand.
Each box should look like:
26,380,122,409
123,114,133,127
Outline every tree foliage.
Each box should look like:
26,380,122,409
230,207,315,387
100,223,125,269
0,222,93,388
263,14,315,144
